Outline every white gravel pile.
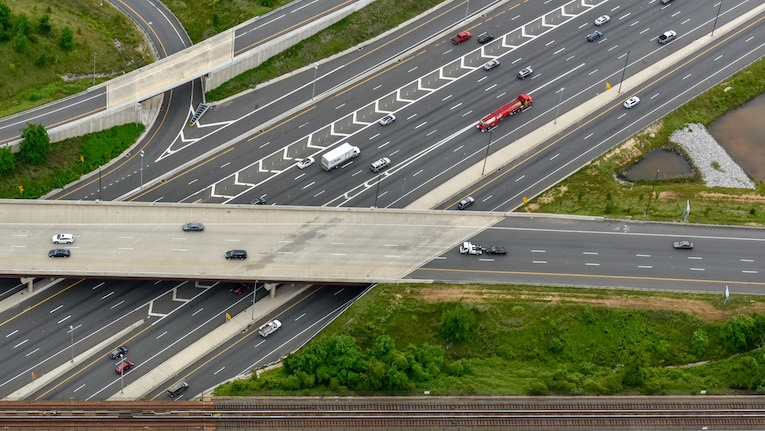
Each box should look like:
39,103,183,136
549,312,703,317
669,123,754,189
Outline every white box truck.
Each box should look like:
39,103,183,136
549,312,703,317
321,143,360,170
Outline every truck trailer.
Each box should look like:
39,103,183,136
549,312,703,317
321,143,361,170
477,93,533,132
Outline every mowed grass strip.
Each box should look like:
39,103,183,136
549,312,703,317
206,0,446,102
526,57,765,225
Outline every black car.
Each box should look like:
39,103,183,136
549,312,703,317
225,250,248,260
250,197,267,205
487,246,507,255
49,249,71,258
660,0,673,4
109,345,128,360
477,32,494,43
587,31,603,42
182,222,204,232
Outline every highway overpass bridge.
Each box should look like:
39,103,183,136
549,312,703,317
0,200,504,284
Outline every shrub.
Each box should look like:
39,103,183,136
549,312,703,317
59,27,73,51
0,3,11,33
38,14,51,35
440,304,474,344
720,314,755,352
19,123,51,165
0,147,15,174
691,329,709,356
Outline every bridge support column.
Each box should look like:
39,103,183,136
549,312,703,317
20,277,34,292
264,283,278,299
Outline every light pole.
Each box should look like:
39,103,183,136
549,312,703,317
251,280,258,320
711,0,724,37
69,325,75,363
618,50,630,93
644,170,660,216
93,52,97,86
118,357,127,394
373,173,382,208
465,0,470,19
98,166,102,201
311,65,318,101
482,130,493,175
140,151,144,188
554,87,565,125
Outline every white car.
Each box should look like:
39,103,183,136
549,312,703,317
52,233,74,244
482,59,500,71
594,15,610,26
379,114,396,126
296,156,315,169
623,96,640,109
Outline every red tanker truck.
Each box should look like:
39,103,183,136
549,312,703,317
476,93,533,132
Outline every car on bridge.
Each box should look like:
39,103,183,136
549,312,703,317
49,249,71,258
250,197,267,205
182,223,204,232
52,233,74,244
225,249,248,260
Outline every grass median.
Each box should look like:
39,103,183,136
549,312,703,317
524,56,765,225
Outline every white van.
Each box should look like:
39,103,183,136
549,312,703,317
259,320,282,337
370,157,391,173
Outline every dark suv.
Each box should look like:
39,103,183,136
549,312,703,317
225,250,248,260
109,346,128,360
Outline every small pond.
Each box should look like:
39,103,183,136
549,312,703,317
622,149,693,182
708,93,765,183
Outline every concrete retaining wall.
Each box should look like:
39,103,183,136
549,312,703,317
205,0,376,90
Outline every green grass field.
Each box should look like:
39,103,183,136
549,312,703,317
216,284,765,396
526,57,765,225
0,0,149,118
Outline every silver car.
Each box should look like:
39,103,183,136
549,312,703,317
379,114,396,126
482,59,500,71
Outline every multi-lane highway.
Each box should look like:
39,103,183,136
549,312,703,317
0,0,762,401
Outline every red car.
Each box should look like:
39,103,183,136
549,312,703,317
115,359,134,374
451,31,471,44
231,284,250,294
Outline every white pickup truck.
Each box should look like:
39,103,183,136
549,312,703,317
658,30,676,44
459,242,484,255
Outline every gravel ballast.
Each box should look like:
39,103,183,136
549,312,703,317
669,123,754,189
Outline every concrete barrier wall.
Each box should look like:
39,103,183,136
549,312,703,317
205,0,376,90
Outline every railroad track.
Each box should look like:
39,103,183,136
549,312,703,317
3,396,765,429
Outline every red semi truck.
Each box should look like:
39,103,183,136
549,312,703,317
476,93,533,132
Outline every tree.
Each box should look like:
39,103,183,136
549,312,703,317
15,14,32,36
38,14,51,35
691,329,709,356
0,147,15,174
721,314,755,352
0,2,11,34
440,304,475,344
59,26,73,51
19,123,51,165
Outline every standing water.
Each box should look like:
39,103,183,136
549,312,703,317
708,93,765,182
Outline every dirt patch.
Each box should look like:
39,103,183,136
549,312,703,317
698,192,765,203
596,138,642,167
658,191,681,201
416,286,765,322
